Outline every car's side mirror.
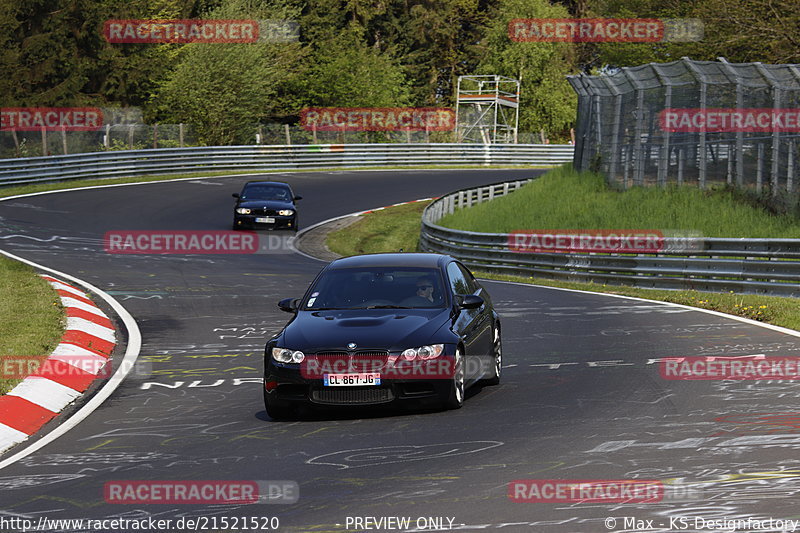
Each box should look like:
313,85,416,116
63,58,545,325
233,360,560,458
456,294,484,310
293,195,303,201
278,298,300,313
232,193,240,199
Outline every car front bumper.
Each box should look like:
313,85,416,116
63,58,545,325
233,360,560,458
234,214,296,230
264,363,452,407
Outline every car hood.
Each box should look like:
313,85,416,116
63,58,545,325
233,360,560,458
281,308,451,352
237,199,294,210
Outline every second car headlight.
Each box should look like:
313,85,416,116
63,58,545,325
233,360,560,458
272,347,305,363
278,209,294,216
236,208,251,214
401,344,444,361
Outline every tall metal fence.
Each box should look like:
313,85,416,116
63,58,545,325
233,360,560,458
568,57,800,195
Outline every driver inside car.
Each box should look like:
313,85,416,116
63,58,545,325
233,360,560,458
400,276,437,307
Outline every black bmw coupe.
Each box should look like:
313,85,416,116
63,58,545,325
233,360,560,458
232,180,301,231
263,253,502,419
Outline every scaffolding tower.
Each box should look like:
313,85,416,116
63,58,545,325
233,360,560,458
455,75,520,144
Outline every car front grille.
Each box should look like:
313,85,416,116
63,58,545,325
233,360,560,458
315,350,389,357
249,207,277,216
312,351,391,372
310,387,394,405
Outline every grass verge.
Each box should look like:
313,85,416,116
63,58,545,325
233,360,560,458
325,193,800,332
0,256,64,394
438,165,800,238
327,202,427,256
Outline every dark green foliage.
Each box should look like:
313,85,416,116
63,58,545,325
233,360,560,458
3,0,797,144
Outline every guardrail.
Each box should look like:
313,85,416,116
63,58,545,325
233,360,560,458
420,180,800,297
0,144,573,187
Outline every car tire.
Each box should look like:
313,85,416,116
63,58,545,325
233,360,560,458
481,325,502,386
443,348,465,410
264,388,293,420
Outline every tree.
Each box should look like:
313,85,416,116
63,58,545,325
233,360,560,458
687,0,800,64
581,0,702,70
297,31,411,108
0,0,193,107
1,0,96,106
478,0,578,136
298,0,489,107
584,0,800,69
401,0,488,106
92,0,196,107
151,0,306,145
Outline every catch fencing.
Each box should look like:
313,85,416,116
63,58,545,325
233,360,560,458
568,57,800,195
420,179,800,297
0,144,573,187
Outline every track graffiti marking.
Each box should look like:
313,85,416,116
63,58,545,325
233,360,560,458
307,441,504,469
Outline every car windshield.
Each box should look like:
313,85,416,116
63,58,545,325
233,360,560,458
303,267,447,309
241,185,291,201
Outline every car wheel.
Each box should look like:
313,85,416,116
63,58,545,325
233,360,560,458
481,325,502,386
264,388,293,420
444,348,465,410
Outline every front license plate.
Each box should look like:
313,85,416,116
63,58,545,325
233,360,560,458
324,373,381,386
255,217,275,223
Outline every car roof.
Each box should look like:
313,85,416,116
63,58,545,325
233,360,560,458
327,253,452,270
242,181,291,188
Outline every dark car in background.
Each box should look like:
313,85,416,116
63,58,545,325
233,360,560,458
263,253,502,419
232,181,301,231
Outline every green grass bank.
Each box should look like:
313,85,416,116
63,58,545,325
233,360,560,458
327,166,800,331
0,256,64,394
438,165,800,238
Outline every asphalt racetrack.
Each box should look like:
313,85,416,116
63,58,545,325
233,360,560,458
2,169,800,533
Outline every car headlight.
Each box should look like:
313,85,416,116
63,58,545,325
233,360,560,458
400,344,444,361
272,347,305,363
278,209,294,216
236,208,251,215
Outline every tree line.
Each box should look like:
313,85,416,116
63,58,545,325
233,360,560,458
1,0,797,145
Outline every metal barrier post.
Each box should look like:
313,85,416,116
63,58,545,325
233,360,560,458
652,64,672,187
623,70,646,186
719,57,745,187
755,63,782,197
684,58,709,189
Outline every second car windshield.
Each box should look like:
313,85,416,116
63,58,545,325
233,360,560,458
303,267,446,309
241,185,291,201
